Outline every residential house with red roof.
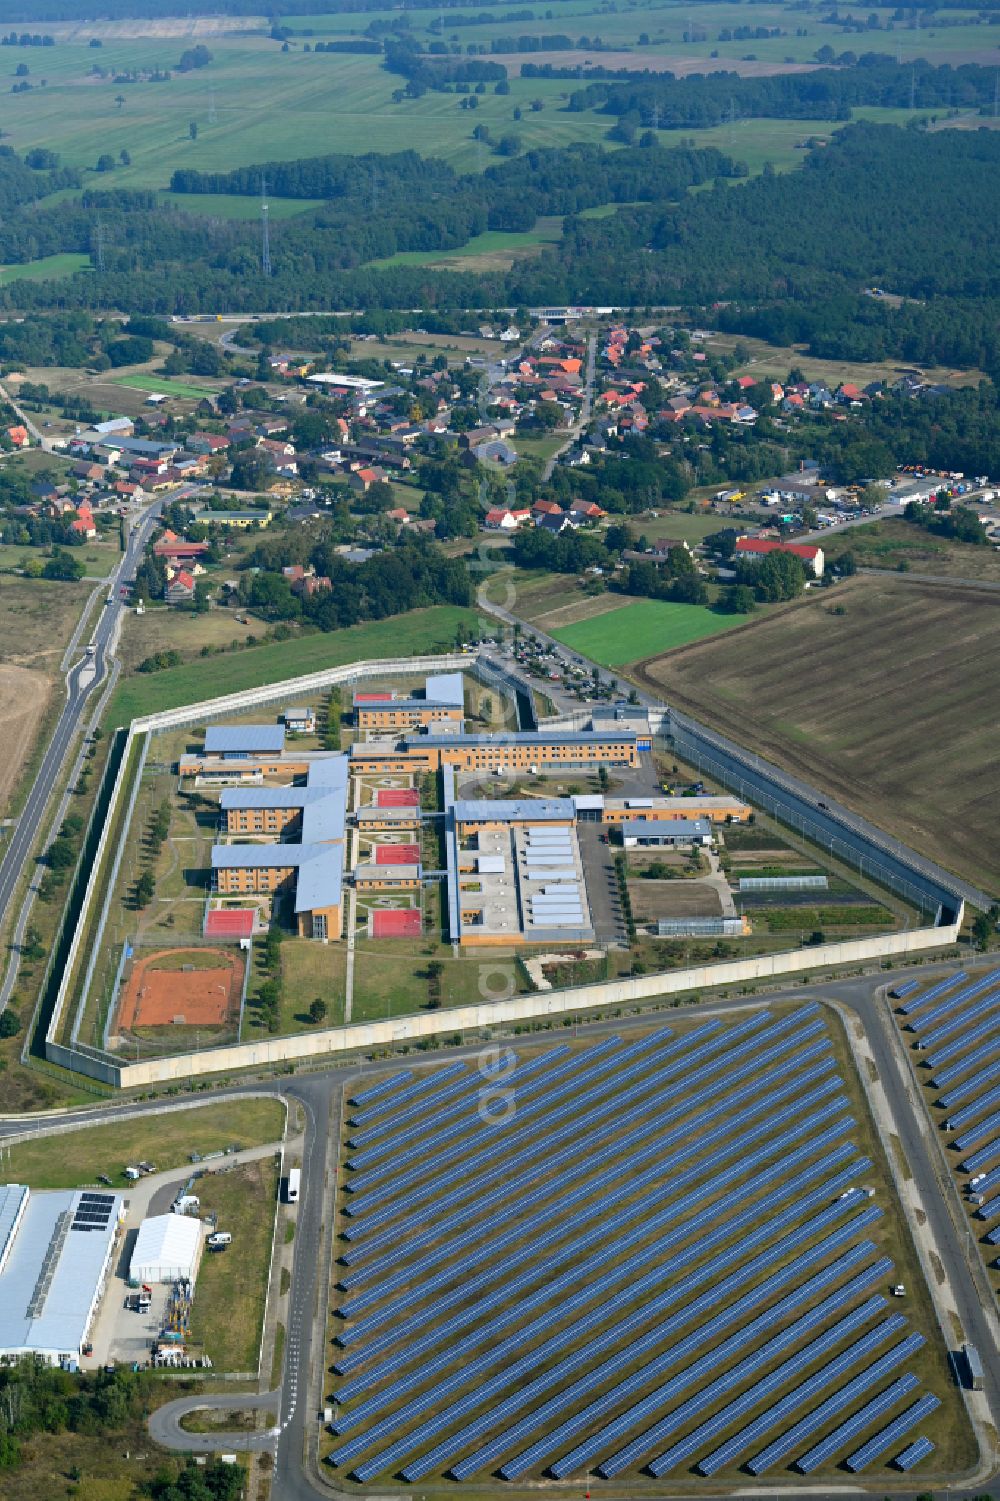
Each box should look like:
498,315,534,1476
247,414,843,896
735,537,824,577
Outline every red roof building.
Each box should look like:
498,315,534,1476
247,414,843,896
735,538,825,577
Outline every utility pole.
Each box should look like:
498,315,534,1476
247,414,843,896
208,86,217,125
93,219,106,273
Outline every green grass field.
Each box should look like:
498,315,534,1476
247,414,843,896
2,1098,284,1189
159,191,324,221
188,1155,280,1372
0,252,90,284
106,605,482,725
373,221,562,269
111,372,217,399
551,598,739,666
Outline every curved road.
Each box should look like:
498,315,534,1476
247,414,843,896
6,971,998,1501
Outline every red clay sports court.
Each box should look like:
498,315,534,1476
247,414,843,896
375,844,421,865
370,908,421,938
376,788,420,807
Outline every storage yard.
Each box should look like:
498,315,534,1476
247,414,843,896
323,1010,970,1486
891,965,1000,1302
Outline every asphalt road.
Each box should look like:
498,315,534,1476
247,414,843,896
0,491,202,1012
7,970,998,1501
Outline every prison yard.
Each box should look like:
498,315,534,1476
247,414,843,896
889,966,1000,1306
321,1009,971,1487
59,662,909,1065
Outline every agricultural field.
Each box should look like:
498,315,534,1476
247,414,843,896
822,517,1000,584
105,605,483,726
0,252,90,285
0,573,93,817
1,1097,284,1189
373,222,563,273
632,576,1000,892
322,1009,971,1485
0,13,972,198
888,965,1000,1303
551,599,740,667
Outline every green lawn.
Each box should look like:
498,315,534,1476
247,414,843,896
105,605,482,726
0,253,90,284
188,1155,280,1372
550,599,740,666
111,373,217,400
372,222,562,269
3,1098,284,1189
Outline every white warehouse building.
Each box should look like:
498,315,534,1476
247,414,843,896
0,1183,124,1365
130,1213,203,1285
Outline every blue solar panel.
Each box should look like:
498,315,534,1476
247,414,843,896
341,1016,769,1252
467,1213,883,1484
899,971,968,1015
979,1203,1000,1227
954,1109,1000,1152
696,1326,917,1475
746,1334,925,1474
938,1059,1000,1112
343,1026,678,1204
349,1061,467,1124
333,1120,860,1441
349,1070,413,1108
339,1064,843,1305
344,1254,889,1483
929,1016,1000,1070
960,1138,1000,1175
894,1436,935,1471
574,1280,890,1481
337,1096,853,1388
889,979,918,1000
797,1380,925,1471
346,1047,560,1161
336,1087,847,1356
844,1394,940,1472
943,1080,1000,1132
931,1040,999,1091
917,993,1000,1051
968,1163,1000,1198
911,972,1000,1028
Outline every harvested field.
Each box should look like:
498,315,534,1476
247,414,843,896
502,49,822,76
532,593,629,630
0,663,51,817
632,577,1000,892
118,945,243,1031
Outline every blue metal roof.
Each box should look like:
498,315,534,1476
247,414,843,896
454,798,576,823
403,730,638,749
205,724,285,755
623,818,711,839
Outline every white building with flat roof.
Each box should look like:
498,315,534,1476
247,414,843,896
0,1184,124,1365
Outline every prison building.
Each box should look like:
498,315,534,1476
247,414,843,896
211,844,344,939
601,795,751,826
283,706,316,734
354,672,465,732
204,724,286,759
453,797,577,839
355,805,422,835
353,862,422,892
394,729,640,773
219,755,348,841
621,817,712,848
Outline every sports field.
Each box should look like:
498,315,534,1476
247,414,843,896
551,599,738,667
116,945,244,1032
112,373,218,400
324,1009,970,1483
632,576,1000,892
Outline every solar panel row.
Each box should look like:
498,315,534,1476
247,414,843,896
937,1058,1000,1112
349,1060,467,1126
746,1334,925,1474
344,1026,676,1206
954,1108,1000,1153
334,1116,858,1431
899,971,968,1015
696,1326,917,1474
928,1016,1000,1071
959,1137,1000,1175
339,1061,843,1302
910,970,1000,1029
894,1435,935,1471
349,1070,413,1109
844,1394,941,1472
600,1282,890,1478
335,1089,851,1392
931,1040,998,1090
796,1375,924,1471
917,993,1000,1052
474,1203,879,1484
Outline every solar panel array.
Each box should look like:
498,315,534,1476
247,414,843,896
326,1011,942,1484
72,1190,116,1232
894,965,1000,1284
894,1435,935,1471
